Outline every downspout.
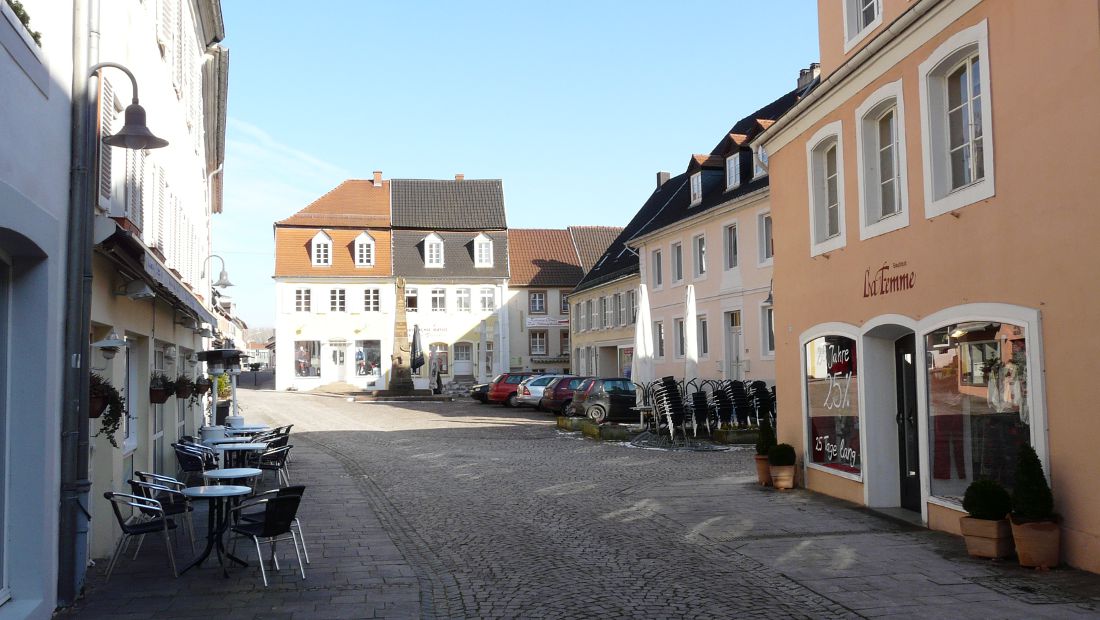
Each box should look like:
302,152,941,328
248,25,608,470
58,0,96,606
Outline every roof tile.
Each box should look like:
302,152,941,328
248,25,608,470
507,229,584,287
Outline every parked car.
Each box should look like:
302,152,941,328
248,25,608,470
487,372,534,407
516,375,564,409
569,377,600,416
470,383,490,403
578,378,637,423
540,376,590,414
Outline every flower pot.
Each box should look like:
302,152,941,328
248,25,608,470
149,387,171,404
960,516,1014,559
175,384,194,399
195,380,211,395
89,394,108,418
754,455,772,486
770,465,796,490
1010,517,1060,569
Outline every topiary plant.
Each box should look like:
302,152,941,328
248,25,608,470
755,414,777,456
768,443,797,467
963,479,1011,520
1011,444,1054,521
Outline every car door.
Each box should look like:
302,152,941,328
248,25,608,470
606,380,634,418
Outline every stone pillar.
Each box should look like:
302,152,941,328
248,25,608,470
389,277,415,393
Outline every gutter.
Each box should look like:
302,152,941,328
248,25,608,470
752,0,945,150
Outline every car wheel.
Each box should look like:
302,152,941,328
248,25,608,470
506,393,518,408
562,400,573,416
588,405,607,424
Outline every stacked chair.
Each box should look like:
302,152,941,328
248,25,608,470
750,380,776,428
652,376,688,441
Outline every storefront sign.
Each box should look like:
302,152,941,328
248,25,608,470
863,261,915,298
526,316,569,328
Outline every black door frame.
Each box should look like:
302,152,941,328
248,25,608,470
895,333,921,512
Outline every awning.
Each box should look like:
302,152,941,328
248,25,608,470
141,251,218,325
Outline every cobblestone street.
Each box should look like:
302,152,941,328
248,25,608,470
70,390,1100,619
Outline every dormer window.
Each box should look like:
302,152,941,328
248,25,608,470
424,233,444,268
474,233,493,267
753,146,768,179
311,231,332,266
689,172,702,206
725,153,741,190
354,231,375,267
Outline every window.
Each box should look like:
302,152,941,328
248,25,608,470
354,232,375,266
474,234,493,267
674,318,685,358
843,0,882,52
405,287,418,312
560,292,570,314
919,21,994,217
480,287,495,311
450,288,468,312
758,212,774,264
484,340,494,374
529,330,548,355
805,335,860,474
585,300,594,330
671,242,683,282
729,309,742,328
311,231,331,266
754,146,768,179
654,321,665,358
697,316,709,356
628,290,637,324
430,288,446,312
560,330,569,354
689,172,702,205
602,297,612,328
294,340,321,377
574,303,583,329
723,224,738,269
651,249,663,287
762,305,775,355
454,342,472,362
364,288,380,312
725,153,741,190
693,234,706,277
429,343,449,375
856,81,910,240
807,121,846,255
424,233,444,267
294,288,311,312
615,293,625,326
354,340,381,376
529,291,546,314
330,288,346,312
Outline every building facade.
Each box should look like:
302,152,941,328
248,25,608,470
756,0,1100,572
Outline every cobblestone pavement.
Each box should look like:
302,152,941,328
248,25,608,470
69,391,1100,619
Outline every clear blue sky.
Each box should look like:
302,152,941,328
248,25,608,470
214,1,819,329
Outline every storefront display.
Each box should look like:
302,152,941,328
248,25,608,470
293,340,320,377
354,340,381,376
804,335,861,474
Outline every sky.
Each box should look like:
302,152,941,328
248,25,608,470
214,1,819,329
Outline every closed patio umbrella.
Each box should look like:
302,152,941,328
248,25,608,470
684,284,698,381
411,325,425,373
631,284,654,407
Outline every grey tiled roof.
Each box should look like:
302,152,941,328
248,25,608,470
391,179,507,230
392,230,509,279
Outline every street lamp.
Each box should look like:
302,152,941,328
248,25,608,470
201,254,234,288
91,62,169,150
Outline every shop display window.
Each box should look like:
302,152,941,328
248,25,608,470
354,340,382,377
805,335,861,474
294,340,321,377
926,322,1030,503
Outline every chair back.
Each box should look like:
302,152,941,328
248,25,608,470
104,491,163,534
258,495,302,538
173,444,208,473
277,484,306,498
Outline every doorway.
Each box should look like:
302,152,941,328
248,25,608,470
724,310,742,379
895,334,920,511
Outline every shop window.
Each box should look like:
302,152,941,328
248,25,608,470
294,340,321,377
354,340,381,376
429,343,449,375
805,335,861,474
926,322,1030,502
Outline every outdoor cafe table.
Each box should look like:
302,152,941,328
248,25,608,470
179,485,251,577
203,468,262,485
224,425,269,436
204,437,251,447
214,443,268,468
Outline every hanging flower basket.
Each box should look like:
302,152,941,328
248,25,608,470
194,378,212,395
89,394,108,418
90,373,127,447
174,375,195,399
149,371,174,404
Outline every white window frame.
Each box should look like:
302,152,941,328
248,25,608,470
760,303,776,359
615,293,625,326
651,249,663,289
654,321,665,359
294,288,311,312
529,330,548,356
354,231,375,267
673,317,685,359
670,242,683,283
430,287,446,312
311,231,332,266
424,233,445,268
405,287,418,312
692,234,706,278
725,152,741,190
474,233,493,268
689,172,702,205
842,0,883,53
697,314,709,358
856,80,910,240
723,223,738,270
757,210,774,267
918,20,994,219
528,290,547,314
363,288,380,312
753,146,768,179
479,286,495,312
457,287,471,312
330,288,346,312
628,289,637,325
560,291,569,314
806,120,847,256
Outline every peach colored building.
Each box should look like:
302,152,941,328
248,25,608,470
755,0,1100,572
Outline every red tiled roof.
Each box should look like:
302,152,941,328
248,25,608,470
507,229,584,287
276,180,391,228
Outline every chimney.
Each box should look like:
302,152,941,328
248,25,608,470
372,170,383,187
455,173,464,182
797,62,821,91
656,171,670,188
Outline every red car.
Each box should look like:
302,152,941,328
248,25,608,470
539,376,590,414
487,372,534,407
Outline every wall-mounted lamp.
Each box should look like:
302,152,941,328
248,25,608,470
176,316,198,330
164,345,177,362
91,331,128,360
114,280,156,300
195,326,214,338
91,62,169,150
764,279,774,306
200,255,234,288
186,353,199,367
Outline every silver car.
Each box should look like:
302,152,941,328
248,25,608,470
516,375,564,409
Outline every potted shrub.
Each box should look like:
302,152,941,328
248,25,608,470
960,479,1014,558
768,443,797,490
91,376,126,448
149,371,174,404
1010,444,1060,569
174,374,195,399
754,414,777,486
194,376,212,395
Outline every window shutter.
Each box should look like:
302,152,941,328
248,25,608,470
97,78,115,210
158,0,176,56
173,0,183,96
131,150,146,230
155,169,167,250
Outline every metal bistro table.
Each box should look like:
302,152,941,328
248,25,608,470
203,468,262,485
205,437,252,447
224,425,270,436
180,485,252,577
215,443,268,468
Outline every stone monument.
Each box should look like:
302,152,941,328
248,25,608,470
387,276,417,394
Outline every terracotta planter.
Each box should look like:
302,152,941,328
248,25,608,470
960,516,1014,559
175,384,194,399
149,387,172,404
89,394,108,418
754,455,772,486
195,381,211,395
770,465,796,490
1011,517,1060,569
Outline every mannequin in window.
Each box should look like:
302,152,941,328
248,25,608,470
356,348,366,376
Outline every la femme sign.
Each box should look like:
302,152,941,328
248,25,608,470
863,261,915,298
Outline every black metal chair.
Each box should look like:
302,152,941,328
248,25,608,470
173,443,217,484
229,494,306,586
248,445,292,486
102,492,178,582
237,485,310,563
130,475,196,552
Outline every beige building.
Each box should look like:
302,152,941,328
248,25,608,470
756,0,1100,572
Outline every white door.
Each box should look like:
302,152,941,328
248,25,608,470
725,310,743,380
453,342,473,377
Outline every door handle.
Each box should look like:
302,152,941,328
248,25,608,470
895,411,904,424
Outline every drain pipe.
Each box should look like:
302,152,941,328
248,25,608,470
58,0,96,606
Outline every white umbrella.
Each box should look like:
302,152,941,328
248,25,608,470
684,284,698,381
631,284,654,410
479,319,489,382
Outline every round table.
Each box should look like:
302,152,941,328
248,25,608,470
224,426,269,436
215,443,268,468
180,485,252,577
205,437,251,447
203,468,262,484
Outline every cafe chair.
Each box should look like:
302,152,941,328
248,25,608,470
229,494,306,587
173,443,217,484
103,492,178,583
249,445,293,486
131,473,197,552
237,485,310,563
